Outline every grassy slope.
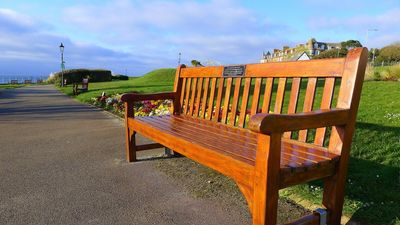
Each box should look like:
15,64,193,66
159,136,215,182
60,69,399,224
59,68,176,102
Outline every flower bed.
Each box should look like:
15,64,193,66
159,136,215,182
91,93,172,117
91,93,254,126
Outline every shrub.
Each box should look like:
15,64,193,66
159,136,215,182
313,48,348,59
387,64,400,81
50,69,112,86
364,64,374,81
373,71,381,81
112,74,129,80
369,64,400,81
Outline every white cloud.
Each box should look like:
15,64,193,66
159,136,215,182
0,8,35,32
0,7,162,75
61,0,292,70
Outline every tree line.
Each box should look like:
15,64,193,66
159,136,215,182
314,40,400,65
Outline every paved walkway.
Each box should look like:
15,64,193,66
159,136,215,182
0,85,249,225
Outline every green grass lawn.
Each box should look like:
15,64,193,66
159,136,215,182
59,68,399,224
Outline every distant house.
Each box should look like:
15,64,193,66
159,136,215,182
289,51,310,61
261,38,341,62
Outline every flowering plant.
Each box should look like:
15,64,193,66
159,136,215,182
91,93,172,117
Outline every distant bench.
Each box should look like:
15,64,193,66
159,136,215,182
121,48,368,225
73,78,89,95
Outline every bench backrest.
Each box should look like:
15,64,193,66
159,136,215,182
82,78,89,89
173,48,368,153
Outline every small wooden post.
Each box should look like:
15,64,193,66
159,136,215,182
173,64,185,115
124,102,137,162
253,133,281,225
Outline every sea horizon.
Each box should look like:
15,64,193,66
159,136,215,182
0,74,49,84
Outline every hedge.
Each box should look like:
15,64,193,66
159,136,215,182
112,74,129,80
51,69,112,85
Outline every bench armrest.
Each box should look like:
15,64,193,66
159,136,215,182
248,108,350,134
121,92,176,103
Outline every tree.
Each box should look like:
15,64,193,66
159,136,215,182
375,43,400,64
368,48,380,61
313,39,362,59
340,40,362,49
191,60,204,67
313,48,348,59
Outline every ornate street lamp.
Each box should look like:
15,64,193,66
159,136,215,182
59,43,65,87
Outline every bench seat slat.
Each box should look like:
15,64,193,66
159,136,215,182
167,116,257,148
145,117,257,162
135,118,254,166
131,115,340,174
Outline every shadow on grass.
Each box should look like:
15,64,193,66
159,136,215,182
347,122,400,225
301,122,400,225
346,158,399,225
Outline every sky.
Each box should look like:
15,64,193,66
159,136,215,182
0,0,399,76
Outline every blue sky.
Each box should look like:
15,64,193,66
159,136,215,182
0,0,399,76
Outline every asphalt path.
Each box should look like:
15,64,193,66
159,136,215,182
0,85,249,225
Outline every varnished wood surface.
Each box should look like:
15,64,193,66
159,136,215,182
122,48,368,225
130,115,340,174
283,77,301,138
323,47,368,224
180,58,346,78
121,92,175,102
238,78,252,127
248,108,350,134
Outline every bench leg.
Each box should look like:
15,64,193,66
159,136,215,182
252,134,281,225
252,179,279,225
322,173,346,225
125,129,137,162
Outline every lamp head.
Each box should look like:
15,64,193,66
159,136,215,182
59,43,64,53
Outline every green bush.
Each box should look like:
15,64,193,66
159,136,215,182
386,64,400,81
313,48,348,59
375,43,400,64
50,69,112,86
112,74,129,80
370,64,400,81
373,71,381,81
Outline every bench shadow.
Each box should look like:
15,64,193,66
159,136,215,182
137,153,183,162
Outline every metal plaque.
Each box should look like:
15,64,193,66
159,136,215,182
223,65,246,77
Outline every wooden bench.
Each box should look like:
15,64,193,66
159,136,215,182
121,48,368,225
73,78,89,95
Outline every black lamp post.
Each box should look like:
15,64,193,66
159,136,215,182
59,43,65,87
